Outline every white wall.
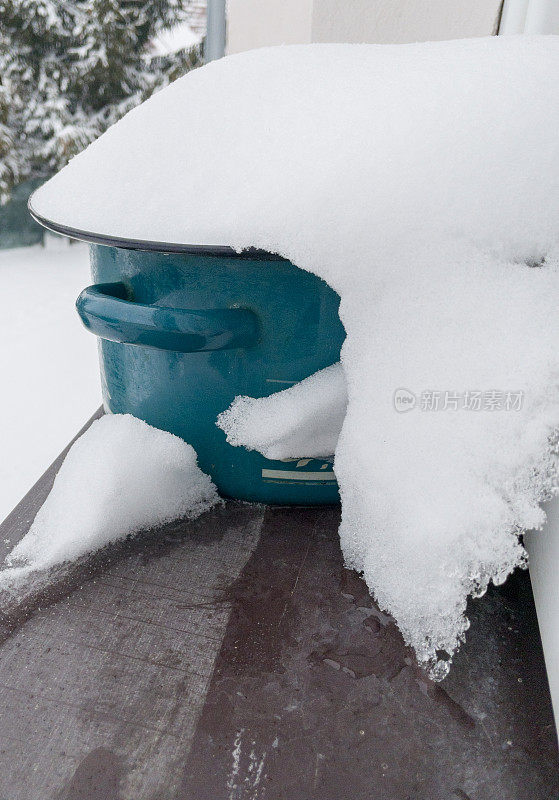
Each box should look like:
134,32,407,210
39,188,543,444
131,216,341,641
227,0,313,54
227,0,504,54
312,0,503,44
500,0,559,34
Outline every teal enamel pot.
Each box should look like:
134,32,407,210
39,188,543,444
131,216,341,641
71,241,345,504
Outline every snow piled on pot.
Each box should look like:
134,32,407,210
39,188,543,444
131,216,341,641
31,37,559,678
217,363,346,460
0,415,220,584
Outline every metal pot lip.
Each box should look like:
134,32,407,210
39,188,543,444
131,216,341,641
28,201,288,261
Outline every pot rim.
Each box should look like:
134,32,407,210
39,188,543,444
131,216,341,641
28,200,288,261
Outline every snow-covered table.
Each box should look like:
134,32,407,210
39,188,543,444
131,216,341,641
0,411,556,800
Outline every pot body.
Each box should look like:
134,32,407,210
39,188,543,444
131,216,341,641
83,244,346,504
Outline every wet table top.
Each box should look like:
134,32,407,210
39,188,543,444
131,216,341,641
0,411,557,800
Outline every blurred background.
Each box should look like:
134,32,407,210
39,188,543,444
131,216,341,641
0,0,205,246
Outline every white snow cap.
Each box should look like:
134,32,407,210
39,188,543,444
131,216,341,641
1,414,219,582
32,38,559,677
31,36,559,255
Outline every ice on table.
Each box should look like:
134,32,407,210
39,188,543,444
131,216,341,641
31,37,559,677
1,414,219,583
217,363,346,460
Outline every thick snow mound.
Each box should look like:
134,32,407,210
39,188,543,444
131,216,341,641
1,414,219,582
31,37,559,677
31,36,559,255
217,363,346,460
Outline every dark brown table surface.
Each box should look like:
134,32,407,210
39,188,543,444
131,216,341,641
0,411,557,800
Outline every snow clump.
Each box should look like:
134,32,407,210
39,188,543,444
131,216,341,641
217,362,346,460
1,414,219,583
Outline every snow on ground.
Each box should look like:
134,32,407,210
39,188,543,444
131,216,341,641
0,414,219,585
30,37,559,678
0,240,101,523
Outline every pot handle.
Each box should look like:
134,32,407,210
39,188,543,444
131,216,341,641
76,282,260,352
